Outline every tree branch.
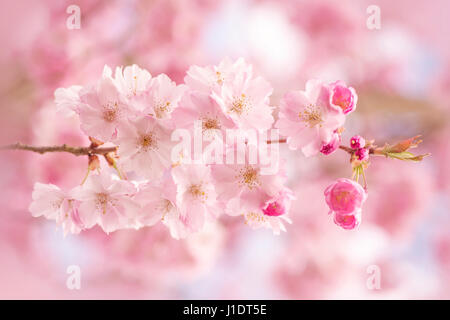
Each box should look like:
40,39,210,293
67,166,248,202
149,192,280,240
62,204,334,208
0,143,117,156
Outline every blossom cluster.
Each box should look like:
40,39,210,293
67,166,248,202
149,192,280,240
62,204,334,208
29,57,399,236
30,58,298,237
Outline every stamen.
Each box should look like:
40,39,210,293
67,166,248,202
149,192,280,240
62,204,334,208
230,94,250,115
299,104,323,128
237,165,260,190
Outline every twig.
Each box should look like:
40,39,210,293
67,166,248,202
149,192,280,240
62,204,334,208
0,143,117,156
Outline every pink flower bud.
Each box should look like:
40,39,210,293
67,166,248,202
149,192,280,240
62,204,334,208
355,147,369,161
330,81,357,115
350,135,365,149
320,132,341,155
333,211,361,230
324,178,367,215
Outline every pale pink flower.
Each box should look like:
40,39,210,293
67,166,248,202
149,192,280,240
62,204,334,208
29,183,83,235
211,146,286,209
77,69,130,141
171,91,236,140
142,73,186,120
324,178,367,215
184,57,252,93
329,80,357,115
171,164,218,233
54,85,82,117
134,178,188,240
113,64,152,98
226,188,293,235
71,173,139,234
116,116,173,180
276,80,345,157
211,74,274,131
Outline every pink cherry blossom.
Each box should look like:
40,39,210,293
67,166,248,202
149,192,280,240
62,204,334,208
276,80,345,157
54,85,82,117
324,178,367,215
134,178,188,240
171,164,218,232
226,188,293,235
29,183,83,235
171,91,236,140
77,67,130,141
211,74,274,131
329,80,357,115
71,173,139,234
211,146,286,210
184,57,252,94
142,73,186,120
116,116,173,180
113,64,152,98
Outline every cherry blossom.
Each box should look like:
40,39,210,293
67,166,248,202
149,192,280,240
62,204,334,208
71,173,139,234
77,71,130,142
134,178,188,240
142,73,186,120
29,183,83,235
171,164,218,232
324,178,367,230
276,80,345,157
116,116,174,180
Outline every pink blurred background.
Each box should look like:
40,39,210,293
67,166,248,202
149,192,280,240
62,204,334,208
0,0,449,299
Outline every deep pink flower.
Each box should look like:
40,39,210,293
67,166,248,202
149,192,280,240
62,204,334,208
262,189,294,217
350,135,365,149
355,147,369,161
330,81,357,115
324,178,367,215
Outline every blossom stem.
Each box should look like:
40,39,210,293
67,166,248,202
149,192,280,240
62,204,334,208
0,143,117,156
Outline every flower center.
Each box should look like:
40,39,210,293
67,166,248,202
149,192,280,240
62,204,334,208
138,133,157,151
103,102,120,122
202,117,221,131
263,200,285,216
238,165,260,189
95,193,109,215
299,104,323,128
216,71,224,85
154,101,171,118
187,184,207,201
335,190,350,205
230,94,250,115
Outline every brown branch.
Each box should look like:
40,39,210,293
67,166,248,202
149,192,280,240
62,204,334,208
0,143,117,156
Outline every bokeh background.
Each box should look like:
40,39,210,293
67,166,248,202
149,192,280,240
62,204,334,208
0,0,449,299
